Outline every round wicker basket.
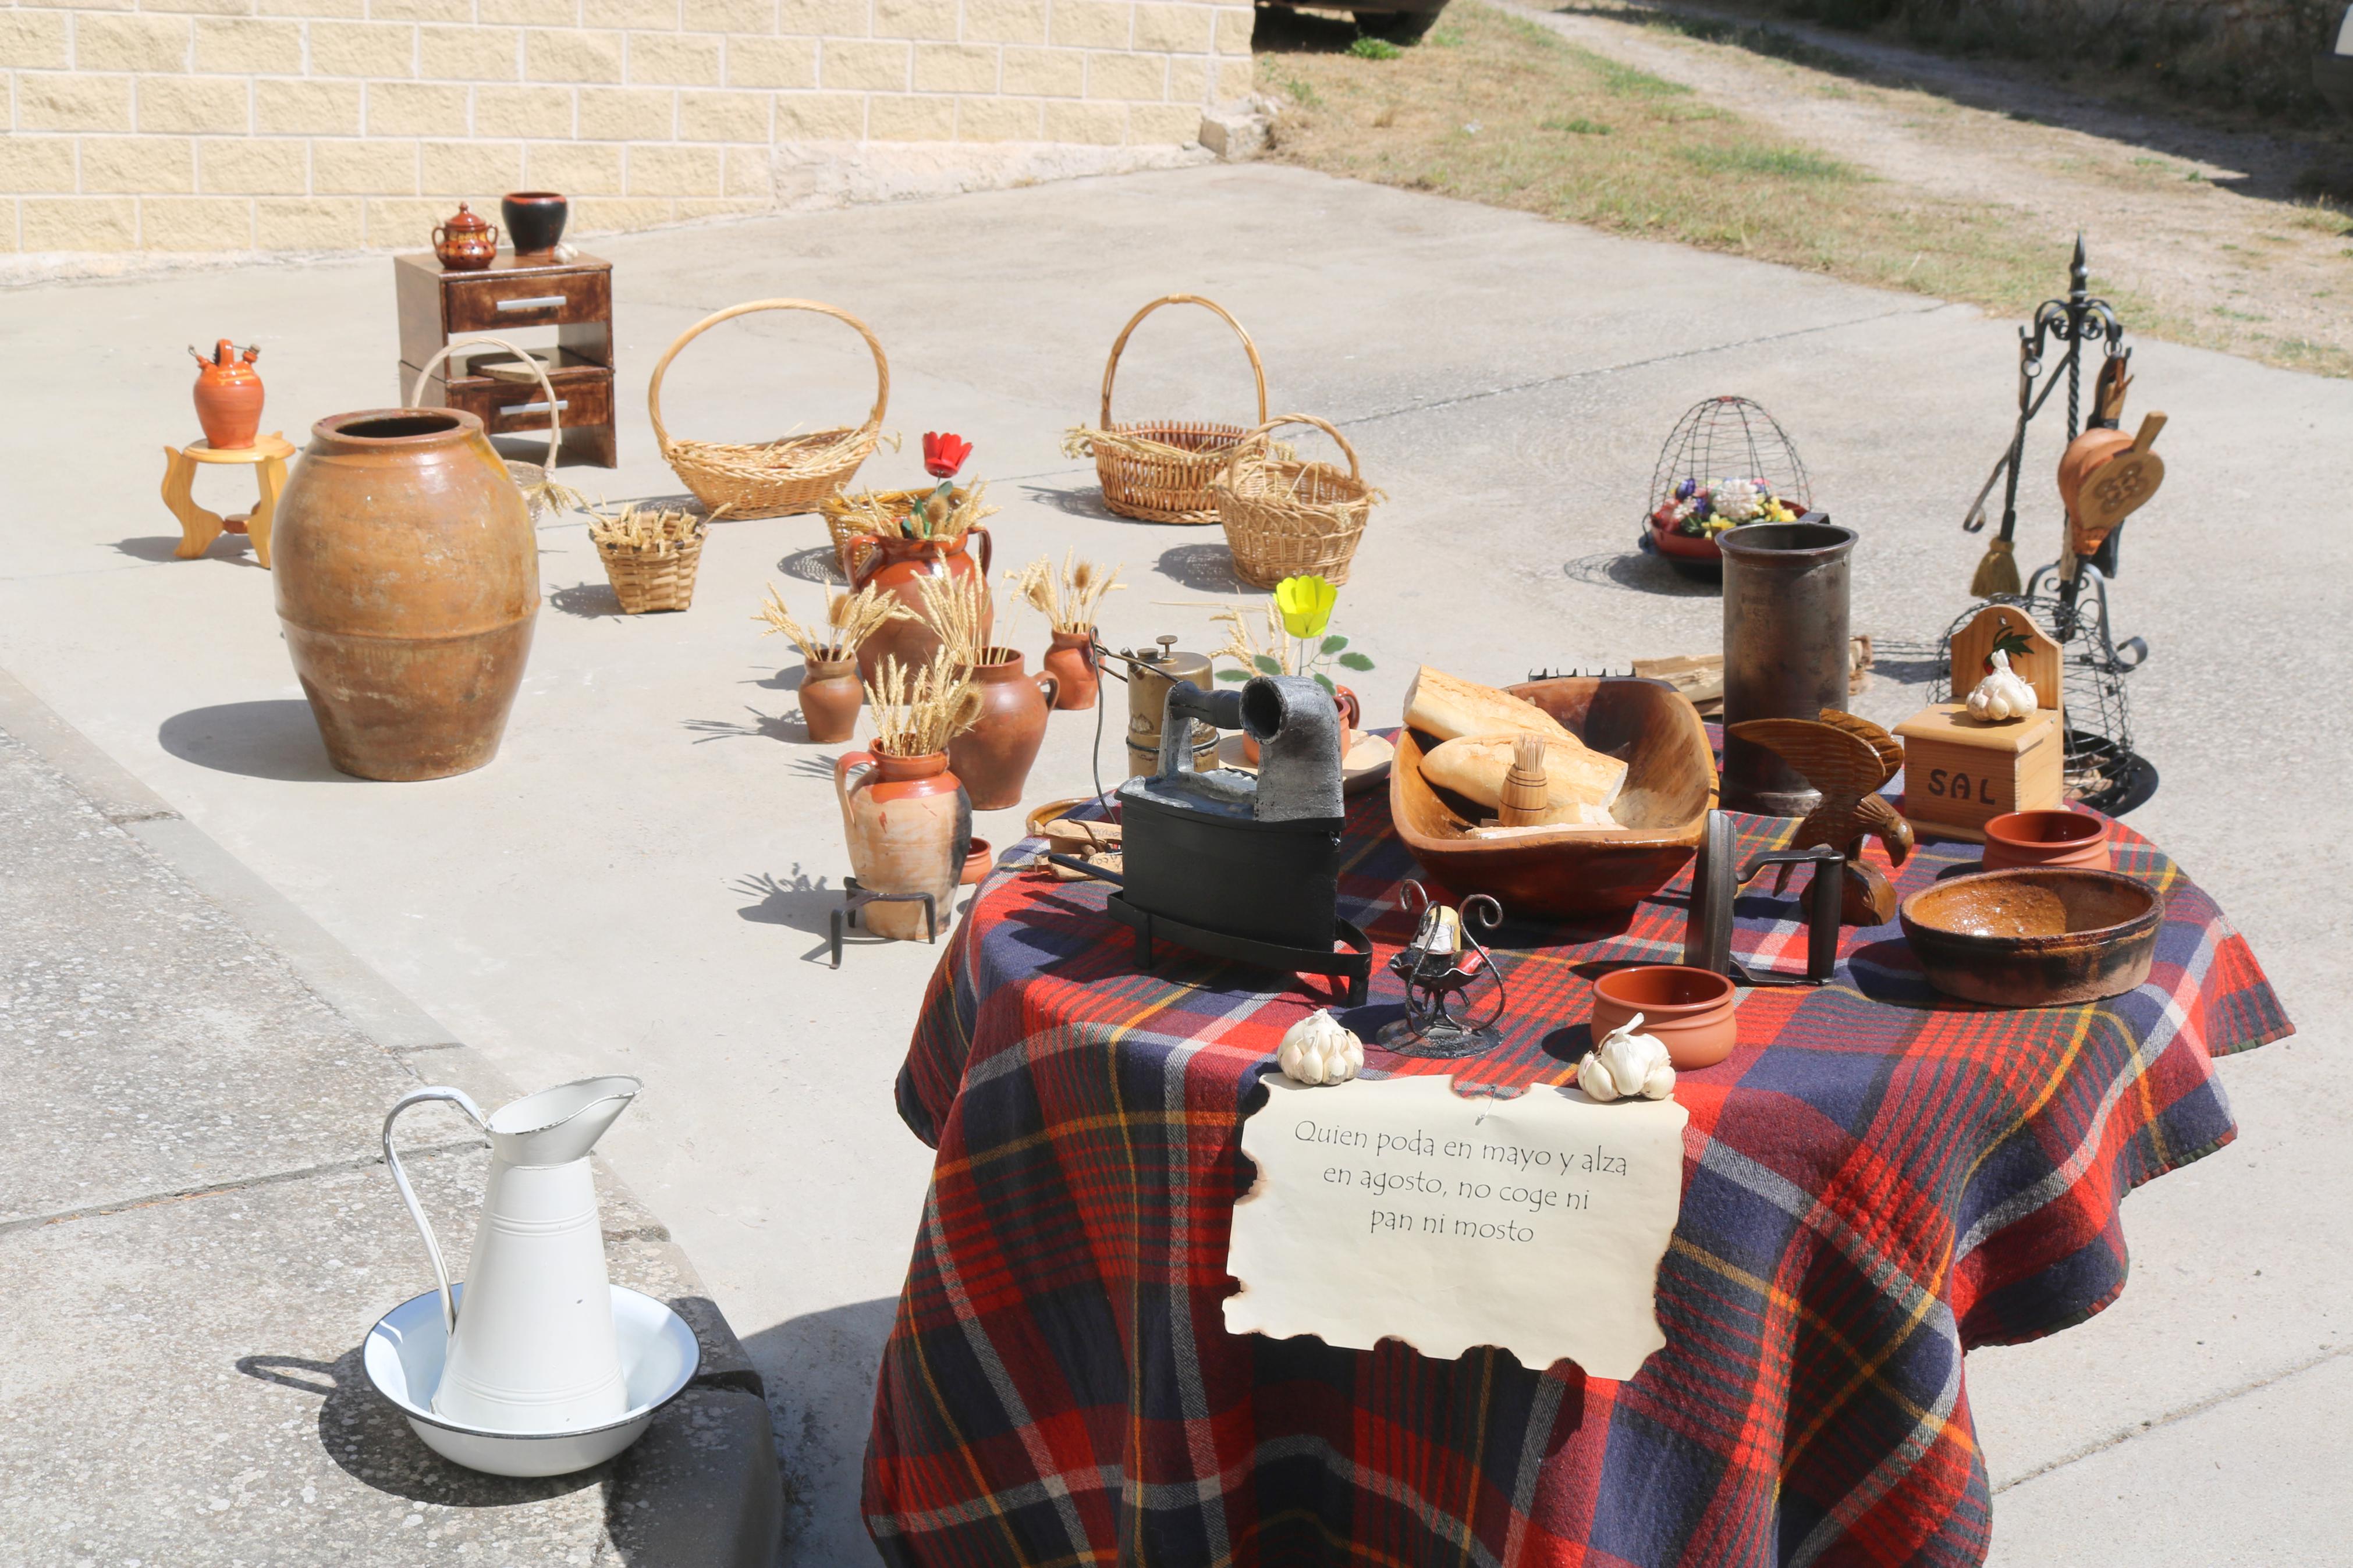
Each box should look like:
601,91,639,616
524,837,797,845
1084,294,1268,525
1212,413,1378,588
648,299,889,520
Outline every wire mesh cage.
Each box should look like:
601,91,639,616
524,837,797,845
1933,568,2153,814
1644,396,1815,528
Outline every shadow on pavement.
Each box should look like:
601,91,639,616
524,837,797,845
737,1297,900,1564
159,701,349,783
1562,549,1718,598
684,707,804,744
1155,541,1247,593
109,534,262,567
775,546,843,585
549,581,630,618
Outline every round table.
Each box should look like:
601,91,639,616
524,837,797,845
865,777,2287,1567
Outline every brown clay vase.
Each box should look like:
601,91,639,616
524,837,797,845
946,647,1058,811
190,340,264,450
272,410,537,781
835,746,970,941
849,527,992,686
799,656,863,744
1041,628,1099,712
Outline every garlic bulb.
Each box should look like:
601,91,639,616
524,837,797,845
1966,649,2036,723
1578,1014,1676,1103
1277,1010,1364,1086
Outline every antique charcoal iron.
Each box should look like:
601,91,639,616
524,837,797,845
1098,674,1372,1004
1681,809,1842,985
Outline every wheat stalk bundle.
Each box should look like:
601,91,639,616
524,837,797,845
911,570,1027,669
1013,550,1124,634
588,501,722,553
755,582,905,662
865,650,982,758
830,481,998,543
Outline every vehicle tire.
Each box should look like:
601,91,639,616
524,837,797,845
1354,3,1443,41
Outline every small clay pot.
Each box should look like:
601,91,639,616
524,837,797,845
1589,964,1739,1069
191,339,264,450
501,191,569,256
799,656,862,744
946,647,1058,811
1982,809,2109,873
1041,628,1098,711
959,837,992,886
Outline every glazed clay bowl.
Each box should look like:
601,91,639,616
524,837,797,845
959,837,993,887
1589,964,1738,1069
1982,809,2110,873
501,191,569,255
1900,868,2160,1008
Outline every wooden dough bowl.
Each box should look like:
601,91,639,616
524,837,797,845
1899,867,2160,1008
1391,677,1717,918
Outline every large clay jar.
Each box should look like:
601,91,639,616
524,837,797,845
1041,628,1099,712
836,747,970,941
946,648,1058,811
800,656,863,744
273,410,537,781
191,340,264,450
850,528,992,686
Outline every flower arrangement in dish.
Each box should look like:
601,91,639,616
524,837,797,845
1642,395,1815,577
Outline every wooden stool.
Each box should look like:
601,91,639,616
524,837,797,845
162,432,295,568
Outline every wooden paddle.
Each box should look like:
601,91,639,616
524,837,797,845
2070,411,2166,556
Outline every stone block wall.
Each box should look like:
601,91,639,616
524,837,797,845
0,0,1254,254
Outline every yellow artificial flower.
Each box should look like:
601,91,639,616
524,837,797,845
1275,574,1338,639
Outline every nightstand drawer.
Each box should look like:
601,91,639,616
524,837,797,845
442,268,611,333
432,367,613,439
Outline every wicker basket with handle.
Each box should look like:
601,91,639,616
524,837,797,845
1072,294,1268,525
406,336,565,521
1212,413,1380,588
648,299,890,520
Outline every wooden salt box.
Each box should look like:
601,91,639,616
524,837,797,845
1896,606,2065,841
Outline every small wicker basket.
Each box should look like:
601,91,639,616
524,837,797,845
595,520,707,614
1212,414,1379,588
648,299,890,520
406,336,566,522
1077,294,1268,525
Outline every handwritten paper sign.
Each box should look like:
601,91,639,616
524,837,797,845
1224,1074,1688,1378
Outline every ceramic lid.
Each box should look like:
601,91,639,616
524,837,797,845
441,201,492,234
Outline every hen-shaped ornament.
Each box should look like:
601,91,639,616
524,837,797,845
1726,709,1913,925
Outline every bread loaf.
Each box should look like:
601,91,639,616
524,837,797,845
1403,666,1574,746
1420,733,1626,823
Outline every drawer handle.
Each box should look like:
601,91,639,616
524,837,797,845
494,295,569,312
506,399,568,415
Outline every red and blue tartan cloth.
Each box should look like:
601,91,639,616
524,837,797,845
865,776,2288,1567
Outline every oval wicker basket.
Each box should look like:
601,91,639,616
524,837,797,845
596,527,705,614
648,299,889,520
1084,294,1268,525
1212,414,1378,588
406,336,563,521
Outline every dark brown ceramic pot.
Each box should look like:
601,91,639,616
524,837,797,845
1589,964,1738,1069
799,656,862,744
1981,809,2110,873
849,528,992,686
272,410,536,781
945,647,1057,811
1041,628,1098,711
500,190,567,255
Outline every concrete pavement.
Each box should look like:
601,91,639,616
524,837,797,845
0,162,2343,1562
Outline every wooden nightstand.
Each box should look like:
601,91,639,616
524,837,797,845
395,250,617,468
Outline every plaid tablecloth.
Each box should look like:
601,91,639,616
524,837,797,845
864,767,2288,1567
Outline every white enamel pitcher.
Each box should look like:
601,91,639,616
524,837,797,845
383,1075,641,1433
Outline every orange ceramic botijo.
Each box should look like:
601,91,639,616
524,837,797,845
849,527,993,686
431,202,499,271
834,746,970,941
945,648,1059,811
189,340,264,450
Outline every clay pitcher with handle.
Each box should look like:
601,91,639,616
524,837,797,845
835,747,970,940
946,647,1058,810
382,1075,640,1433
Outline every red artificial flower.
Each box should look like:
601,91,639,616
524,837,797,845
922,432,972,480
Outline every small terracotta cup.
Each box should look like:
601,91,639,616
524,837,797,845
1590,964,1739,1069
1982,809,2109,873
959,838,993,887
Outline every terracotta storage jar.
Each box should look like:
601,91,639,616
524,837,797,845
946,647,1058,812
1981,809,2110,873
850,529,992,687
835,746,970,941
1589,964,1739,1070
272,410,537,781
799,656,863,744
1041,629,1099,711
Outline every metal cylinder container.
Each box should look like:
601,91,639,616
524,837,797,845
1719,517,1857,816
1123,638,1218,777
